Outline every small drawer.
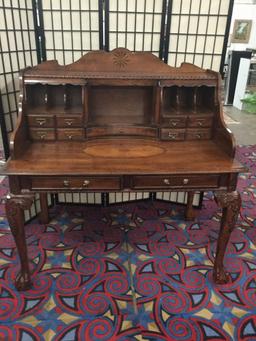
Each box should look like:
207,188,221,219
87,126,157,138
188,115,213,128
57,129,85,141
27,115,54,128
31,176,121,190
29,128,55,141
186,128,212,140
160,129,185,141
132,175,219,189
56,115,83,128
161,116,187,128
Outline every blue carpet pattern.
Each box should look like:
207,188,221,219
0,146,256,340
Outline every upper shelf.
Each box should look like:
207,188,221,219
23,48,218,81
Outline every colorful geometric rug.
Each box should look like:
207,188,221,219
0,146,256,341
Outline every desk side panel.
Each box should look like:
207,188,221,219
9,69,30,159
212,73,236,157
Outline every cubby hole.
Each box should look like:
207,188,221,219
161,86,216,116
26,84,83,114
161,86,179,116
88,86,154,126
161,86,195,115
25,84,47,112
47,85,83,113
47,85,65,111
178,87,195,111
196,86,216,113
65,85,83,113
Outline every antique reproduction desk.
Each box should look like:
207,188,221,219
1,48,243,290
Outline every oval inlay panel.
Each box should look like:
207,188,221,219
84,143,164,158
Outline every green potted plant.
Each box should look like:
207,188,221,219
241,92,256,113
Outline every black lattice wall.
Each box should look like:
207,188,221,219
0,0,38,158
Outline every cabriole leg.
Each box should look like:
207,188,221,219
5,193,34,291
185,191,195,220
39,193,49,224
214,191,241,284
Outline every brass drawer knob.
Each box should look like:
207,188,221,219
67,135,73,140
65,120,73,126
196,133,201,139
197,121,203,126
171,121,177,127
37,133,46,140
83,180,90,187
163,178,170,185
63,180,70,187
183,178,189,184
168,132,177,139
36,118,46,126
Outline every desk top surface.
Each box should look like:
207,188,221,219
3,139,244,176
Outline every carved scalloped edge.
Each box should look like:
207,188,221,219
25,48,217,79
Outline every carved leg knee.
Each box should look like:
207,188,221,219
5,193,34,291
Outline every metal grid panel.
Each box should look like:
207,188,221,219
166,0,231,71
109,191,150,204
24,193,52,222
0,0,37,136
57,192,151,205
57,192,102,205
42,0,101,64
156,191,201,206
106,0,165,56
0,0,45,221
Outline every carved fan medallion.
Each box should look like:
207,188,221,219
113,50,130,68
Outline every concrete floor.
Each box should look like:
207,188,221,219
224,105,256,145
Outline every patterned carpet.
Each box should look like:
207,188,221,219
0,146,256,341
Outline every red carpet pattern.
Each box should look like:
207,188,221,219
0,145,256,340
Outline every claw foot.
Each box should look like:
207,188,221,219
15,271,32,291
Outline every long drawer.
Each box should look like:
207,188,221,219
30,176,121,190
87,126,157,138
132,174,220,189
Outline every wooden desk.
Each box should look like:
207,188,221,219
1,49,243,290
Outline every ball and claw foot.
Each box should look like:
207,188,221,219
15,271,32,291
213,266,230,284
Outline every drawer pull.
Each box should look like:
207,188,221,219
63,180,70,187
163,178,170,185
37,133,46,140
66,134,73,140
83,180,90,187
171,121,177,127
197,121,203,126
183,178,189,185
65,119,73,126
36,119,46,126
168,132,177,139
196,134,201,139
